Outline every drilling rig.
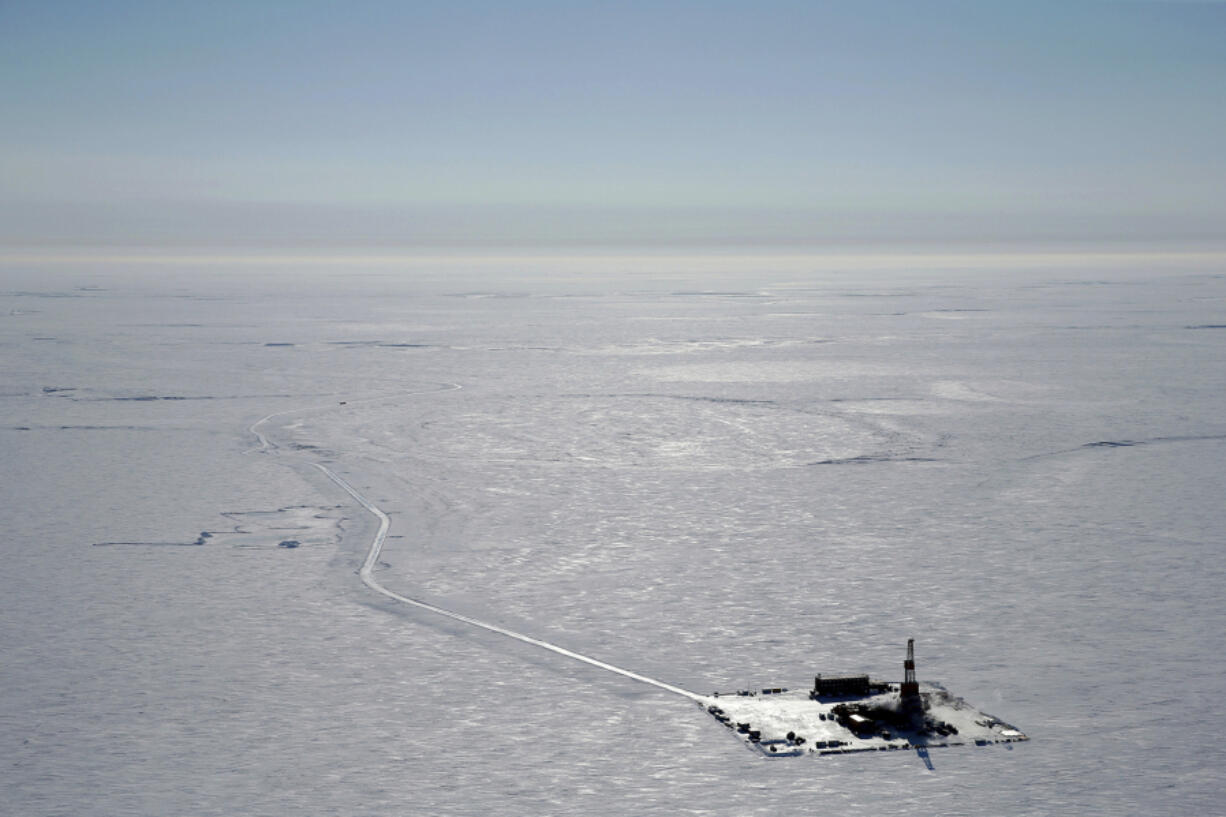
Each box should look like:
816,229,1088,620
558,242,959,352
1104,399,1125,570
900,638,920,703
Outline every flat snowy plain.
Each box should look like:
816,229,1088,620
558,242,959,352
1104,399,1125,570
2,250,1224,815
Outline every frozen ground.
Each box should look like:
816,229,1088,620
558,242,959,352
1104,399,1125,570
2,251,1225,815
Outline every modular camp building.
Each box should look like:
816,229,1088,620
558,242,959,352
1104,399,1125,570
812,674,871,697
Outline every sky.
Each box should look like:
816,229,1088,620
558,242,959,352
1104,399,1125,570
2,0,1225,248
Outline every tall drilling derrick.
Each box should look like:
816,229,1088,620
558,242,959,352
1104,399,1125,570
900,638,920,700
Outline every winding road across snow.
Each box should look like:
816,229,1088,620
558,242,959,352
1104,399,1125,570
251,386,704,703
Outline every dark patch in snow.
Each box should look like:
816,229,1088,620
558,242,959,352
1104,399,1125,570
1026,433,1226,460
1083,434,1226,451
264,342,295,347
657,394,777,407
1186,324,1226,329
809,455,938,465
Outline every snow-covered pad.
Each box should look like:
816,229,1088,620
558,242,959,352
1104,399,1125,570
701,683,1028,758
207,505,343,549
91,505,343,548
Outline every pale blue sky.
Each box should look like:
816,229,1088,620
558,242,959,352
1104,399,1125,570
2,0,1224,246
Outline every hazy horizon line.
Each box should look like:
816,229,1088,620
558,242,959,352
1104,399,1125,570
6,244,1226,271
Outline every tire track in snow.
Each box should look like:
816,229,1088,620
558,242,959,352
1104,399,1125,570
314,461,703,701
253,384,704,701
